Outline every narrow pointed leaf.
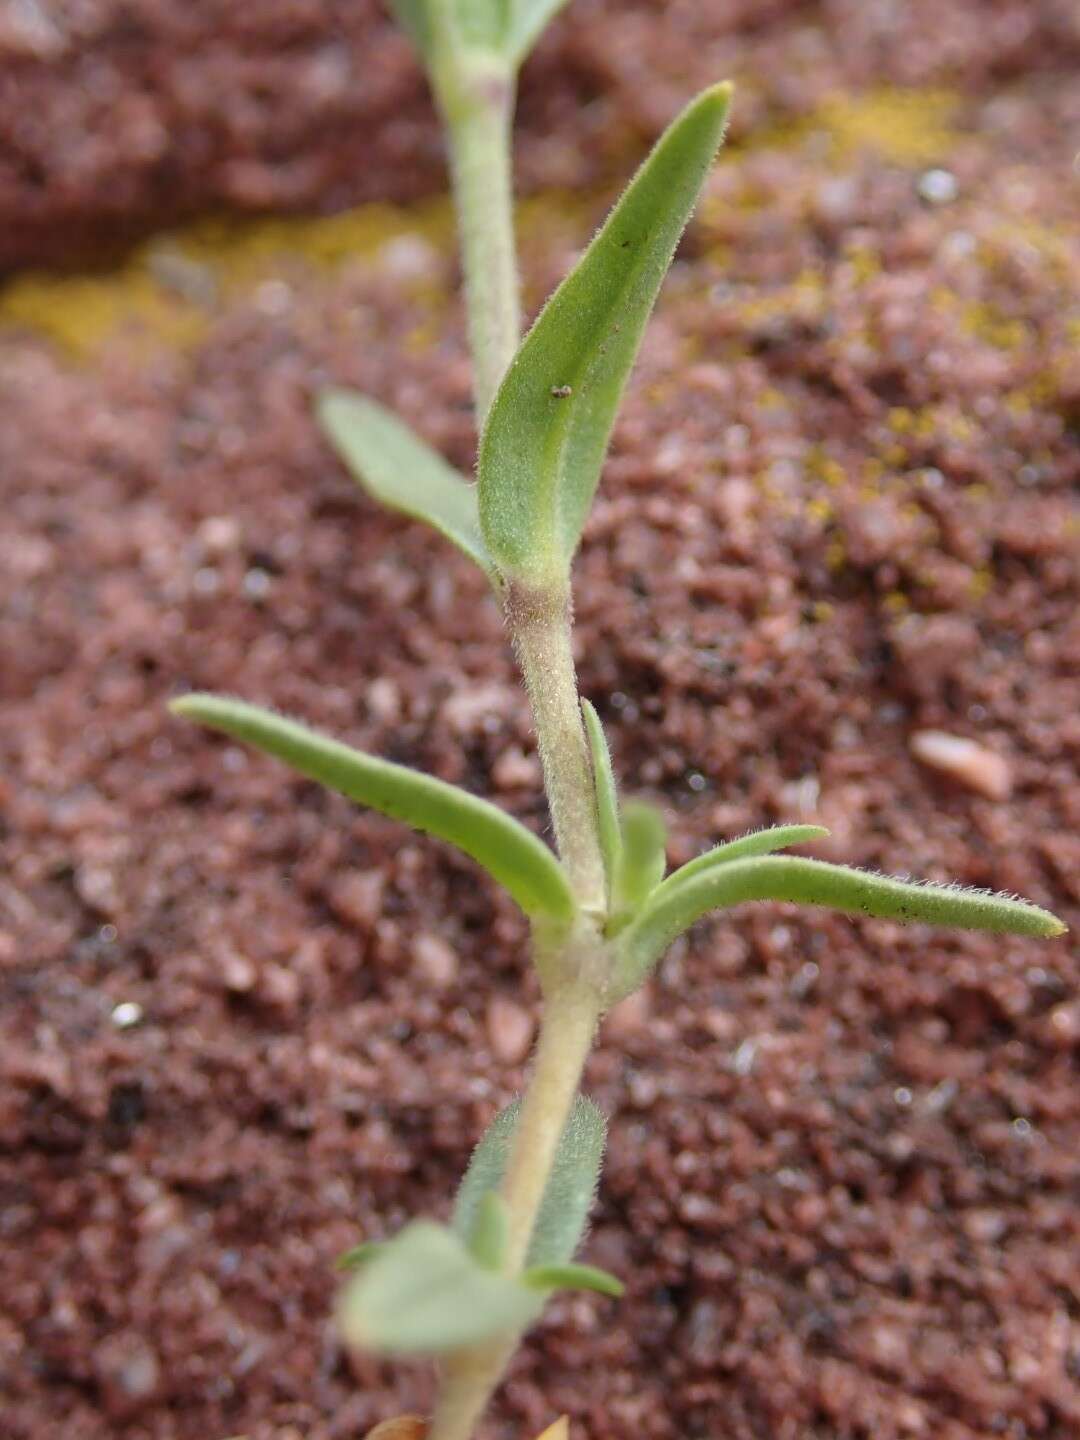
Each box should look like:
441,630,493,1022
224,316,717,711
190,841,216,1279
609,800,666,931
523,1262,624,1298
478,82,733,585
581,699,621,890
612,855,1066,1001
336,1241,383,1272
453,1094,606,1266
318,390,497,584
468,1190,510,1270
339,1221,541,1354
170,695,574,924
506,0,569,63
672,824,830,886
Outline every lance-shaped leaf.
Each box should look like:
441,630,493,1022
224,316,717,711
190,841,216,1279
453,1094,606,1266
170,695,573,924
318,390,497,584
611,855,1066,1002
339,1221,542,1354
608,800,666,933
582,699,621,892
523,1261,624,1298
671,824,830,887
478,82,733,586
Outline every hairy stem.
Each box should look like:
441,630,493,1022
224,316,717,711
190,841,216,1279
508,586,607,912
429,976,601,1440
436,54,521,419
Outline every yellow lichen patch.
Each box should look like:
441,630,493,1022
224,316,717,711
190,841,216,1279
0,197,454,359
733,267,825,330
960,301,1033,352
806,447,847,490
740,86,960,168
813,87,960,165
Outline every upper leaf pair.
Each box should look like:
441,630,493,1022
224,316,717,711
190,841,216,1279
390,0,569,73
319,81,733,595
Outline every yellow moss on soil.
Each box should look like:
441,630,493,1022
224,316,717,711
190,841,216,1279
0,198,455,359
1,84,964,361
0,185,606,361
742,85,961,168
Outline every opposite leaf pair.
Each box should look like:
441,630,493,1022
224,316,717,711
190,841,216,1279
321,82,736,595
338,1096,617,1355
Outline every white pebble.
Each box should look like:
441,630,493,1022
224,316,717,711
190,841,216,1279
111,1002,144,1029
909,730,1012,800
917,169,959,205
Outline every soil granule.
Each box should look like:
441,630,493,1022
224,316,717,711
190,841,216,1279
1,6,1079,1440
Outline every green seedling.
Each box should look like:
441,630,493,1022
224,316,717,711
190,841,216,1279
170,3,1066,1437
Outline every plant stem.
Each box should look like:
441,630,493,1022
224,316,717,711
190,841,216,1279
429,977,601,1440
508,585,607,913
500,976,602,1269
436,53,521,420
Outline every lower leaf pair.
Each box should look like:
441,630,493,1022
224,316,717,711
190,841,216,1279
339,1095,617,1356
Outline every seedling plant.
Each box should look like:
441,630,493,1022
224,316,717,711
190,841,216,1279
171,3,1065,1437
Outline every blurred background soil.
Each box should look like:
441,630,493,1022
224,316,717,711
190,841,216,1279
1,2,1078,1438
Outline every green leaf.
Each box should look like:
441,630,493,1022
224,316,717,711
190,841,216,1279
468,1190,510,1270
338,1221,541,1354
387,0,432,60
453,0,512,51
478,81,733,586
505,0,569,63
581,700,621,892
523,1261,624,1298
453,1094,606,1266
170,694,574,925
317,389,497,585
335,1241,383,1272
670,824,830,886
612,855,1067,1001
609,800,666,932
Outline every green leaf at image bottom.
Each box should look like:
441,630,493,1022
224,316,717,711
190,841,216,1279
339,1221,542,1354
170,694,574,924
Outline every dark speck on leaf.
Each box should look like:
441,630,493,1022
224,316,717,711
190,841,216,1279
551,385,573,399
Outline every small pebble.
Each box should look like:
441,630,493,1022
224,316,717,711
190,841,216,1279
604,985,651,1038
917,168,959,204
909,730,1012,800
413,932,457,988
486,996,535,1065
111,1002,143,1029
492,746,541,790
